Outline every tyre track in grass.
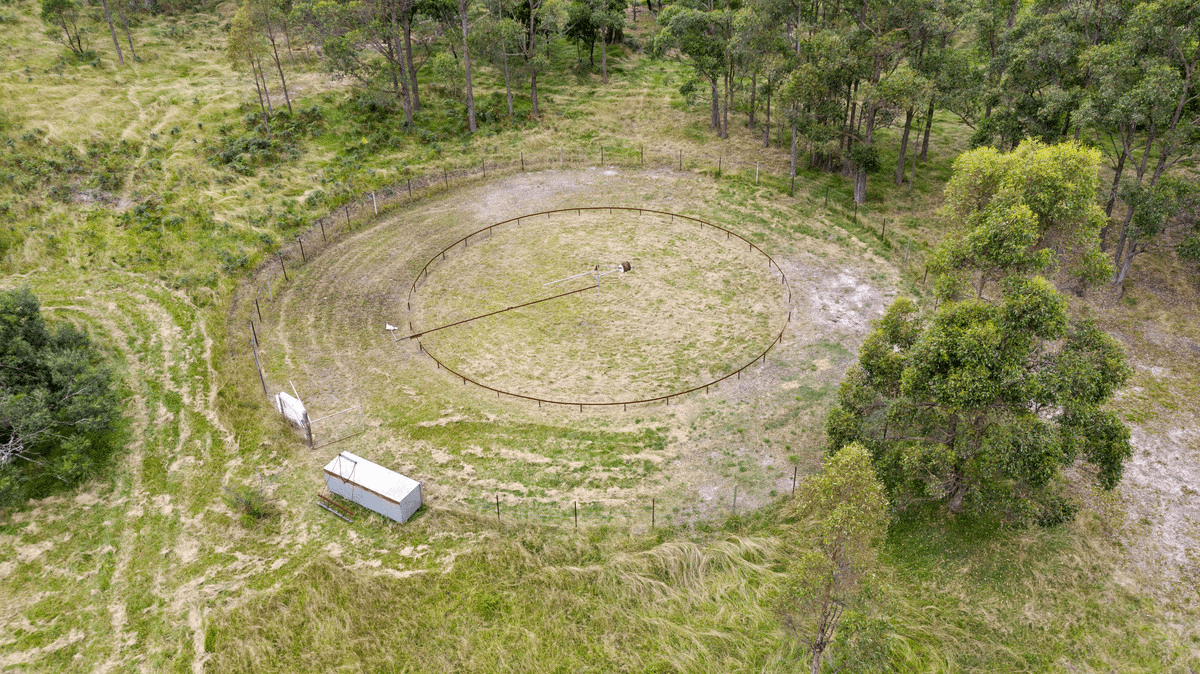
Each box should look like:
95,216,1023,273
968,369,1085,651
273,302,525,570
0,272,234,672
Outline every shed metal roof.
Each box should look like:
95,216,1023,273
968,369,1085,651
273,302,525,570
323,451,419,504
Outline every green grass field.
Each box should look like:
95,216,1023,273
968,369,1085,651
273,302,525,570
0,1,1198,672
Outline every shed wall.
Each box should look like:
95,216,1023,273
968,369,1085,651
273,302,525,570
325,472,422,524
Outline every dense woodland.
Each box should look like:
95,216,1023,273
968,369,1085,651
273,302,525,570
1,0,1199,669
16,0,1200,292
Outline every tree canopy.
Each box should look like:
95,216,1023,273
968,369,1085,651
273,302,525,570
826,143,1132,523
0,288,122,506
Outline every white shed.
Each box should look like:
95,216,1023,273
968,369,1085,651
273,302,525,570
323,451,423,524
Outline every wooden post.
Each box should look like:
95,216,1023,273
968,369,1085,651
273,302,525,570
319,220,326,243
371,191,377,215
496,495,501,525
344,205,350,225
297,236,306,263
249,319,258,347
881,219,887,241
755,162,759,184
923,267,929,285
443,168,448,188
254,297,262,322
521,152,524,171
303,411,313,448
792,465,798,495
278,253,288,281
250,337,268,397
407,178,412,197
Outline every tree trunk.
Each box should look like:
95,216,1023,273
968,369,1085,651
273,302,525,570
722,70,730,138
748,71,756,129
403,10,420,112
790,120,797,182
117,3,136,62
100,0,124,65
810,649,822,674
1114,241,1138,287
502,36,514,116
763,84,771,148
601,27,607,82
281,13,296,64
531,70,539,117
1105,145,1127,218
251,67,271,139
710,78,720,132
895,107,913,185
263,5,293,115
854,168,867,204
1111,207,1134,280
920,98,933,159
947,477,968,513
460,0,476,132
255,57,274,114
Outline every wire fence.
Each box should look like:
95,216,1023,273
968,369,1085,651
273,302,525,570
232,143,927,529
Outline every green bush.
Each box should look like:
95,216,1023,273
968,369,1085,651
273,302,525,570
0,288,121,506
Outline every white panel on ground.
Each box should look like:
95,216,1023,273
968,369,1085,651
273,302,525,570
323,451,423,524
275,392,307,428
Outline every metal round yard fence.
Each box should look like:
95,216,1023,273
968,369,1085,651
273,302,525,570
403,206,794,410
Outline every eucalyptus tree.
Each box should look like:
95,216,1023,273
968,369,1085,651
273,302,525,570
0,289,121,507
778,443,890,674
826,142,1128,521
470,3,523,116
653,0,738,137
512,0,566,117
1079,0,1200,287
250,0,294,114
594,0,625,82
98,0,124,65
313,0,415,122
40,0,89,55
229,4,274,136
459,0,477,131
841,0,923,203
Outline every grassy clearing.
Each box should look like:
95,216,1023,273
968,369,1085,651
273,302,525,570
413,210,786,401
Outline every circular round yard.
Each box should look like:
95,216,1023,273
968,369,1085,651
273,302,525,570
409,208,790,404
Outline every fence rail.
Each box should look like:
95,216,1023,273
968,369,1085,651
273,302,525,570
405,206,793,410
236,142,927,529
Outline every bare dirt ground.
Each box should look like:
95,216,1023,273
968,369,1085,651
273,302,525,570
1104,323,1200,593
249,168,893,522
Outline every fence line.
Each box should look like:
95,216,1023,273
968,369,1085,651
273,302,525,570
404,206,793,410
236,143,926,528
